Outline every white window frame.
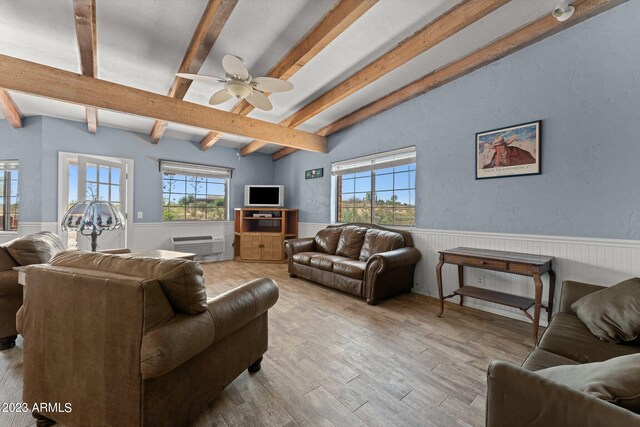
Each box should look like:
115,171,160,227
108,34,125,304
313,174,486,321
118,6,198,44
160,160,232,222
331,146,416,226
0,160,19,234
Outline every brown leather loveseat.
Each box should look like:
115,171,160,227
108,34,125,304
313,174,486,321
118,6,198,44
486,280,640,426
0,231,64,350
17,251,279,426
284,223,421,304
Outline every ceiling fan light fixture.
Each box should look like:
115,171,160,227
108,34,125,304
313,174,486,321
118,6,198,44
226,81,252,99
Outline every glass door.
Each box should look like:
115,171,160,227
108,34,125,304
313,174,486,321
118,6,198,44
71,156,127,250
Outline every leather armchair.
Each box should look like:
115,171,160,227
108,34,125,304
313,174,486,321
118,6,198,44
17,251,279,426
0,231,64,350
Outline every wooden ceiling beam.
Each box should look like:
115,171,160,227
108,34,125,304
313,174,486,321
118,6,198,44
272,0,627,161
150,0,239,143
73,0,98,134
317,0,629,138
0,54,327,152
261,0,510,160
201,0,379,153
0,89,23,129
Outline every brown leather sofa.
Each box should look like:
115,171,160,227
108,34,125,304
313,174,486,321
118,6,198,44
284,223,421,304
17,251,279,427
486,280,640,426
0,231,64,350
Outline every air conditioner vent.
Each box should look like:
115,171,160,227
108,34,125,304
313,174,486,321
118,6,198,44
171,235,224,258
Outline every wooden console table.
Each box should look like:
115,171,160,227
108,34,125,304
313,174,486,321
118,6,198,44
436,247,555,343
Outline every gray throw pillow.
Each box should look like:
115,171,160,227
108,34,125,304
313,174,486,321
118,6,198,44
536,354,640,412
571,277,640,343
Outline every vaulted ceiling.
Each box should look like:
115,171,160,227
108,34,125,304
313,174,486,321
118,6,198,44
0,0,626,159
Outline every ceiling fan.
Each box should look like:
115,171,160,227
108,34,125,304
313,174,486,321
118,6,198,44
176,54,293,111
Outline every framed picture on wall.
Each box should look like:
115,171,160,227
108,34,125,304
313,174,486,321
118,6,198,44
475,120,541,180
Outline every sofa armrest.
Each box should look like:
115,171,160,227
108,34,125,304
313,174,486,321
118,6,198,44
284,238,315,256
207,278,279,344
486,360,640,427
366,247,421,273
559,280,605,313
141,312,215,379
98,248,132,254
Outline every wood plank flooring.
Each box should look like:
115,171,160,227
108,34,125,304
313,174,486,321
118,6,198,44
0,261,534,427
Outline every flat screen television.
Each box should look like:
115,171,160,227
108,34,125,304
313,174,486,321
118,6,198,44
244,185,284,207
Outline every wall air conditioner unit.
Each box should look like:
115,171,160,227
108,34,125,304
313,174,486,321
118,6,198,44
171,235,225,260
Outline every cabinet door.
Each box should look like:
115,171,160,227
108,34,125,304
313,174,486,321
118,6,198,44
241,234,262,260
261,234,283,261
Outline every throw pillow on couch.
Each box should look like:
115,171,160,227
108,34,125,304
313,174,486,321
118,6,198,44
571,277,640,343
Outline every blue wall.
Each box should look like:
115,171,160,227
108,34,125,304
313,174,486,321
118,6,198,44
275,2,640,240
0,116,275,223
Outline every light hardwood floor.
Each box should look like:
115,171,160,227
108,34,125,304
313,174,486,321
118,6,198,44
0,261,534,427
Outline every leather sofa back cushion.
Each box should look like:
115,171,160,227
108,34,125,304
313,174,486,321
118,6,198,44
314,228,342,254
3,232,65,266
571,277,640,343
50,251,207,314
336,226,368,259
536,353,640,412
0,247,18,271
359,229,405,261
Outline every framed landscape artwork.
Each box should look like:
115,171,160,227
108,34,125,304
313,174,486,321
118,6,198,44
476,120,541,180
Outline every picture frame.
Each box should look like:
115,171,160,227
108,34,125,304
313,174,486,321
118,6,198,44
475,120,541,180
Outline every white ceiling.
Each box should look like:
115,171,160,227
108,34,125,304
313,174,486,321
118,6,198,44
0,0,560,154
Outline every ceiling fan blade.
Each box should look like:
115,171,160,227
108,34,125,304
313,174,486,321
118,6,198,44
222,55,250,80
251,77,293,93
176,73,226,83
245,91,273,111
209,89,233,105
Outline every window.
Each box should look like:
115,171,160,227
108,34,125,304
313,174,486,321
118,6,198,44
0,160,19,231
333,147,416,226
161,161,232,221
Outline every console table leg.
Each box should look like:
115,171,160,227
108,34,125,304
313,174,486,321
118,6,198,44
547,269,556,323
436,255,445,317
457,265,464,306
532,273,543,344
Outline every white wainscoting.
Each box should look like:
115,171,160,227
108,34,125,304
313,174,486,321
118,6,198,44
3,221,235,260
0,222,59,244
298,223,640,326
131,221,235,260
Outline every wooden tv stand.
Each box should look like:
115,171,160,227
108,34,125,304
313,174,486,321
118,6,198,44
234,208,298,263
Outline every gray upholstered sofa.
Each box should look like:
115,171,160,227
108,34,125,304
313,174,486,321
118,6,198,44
486,279,640,426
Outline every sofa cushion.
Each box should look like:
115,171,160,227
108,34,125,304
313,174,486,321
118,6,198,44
571,277,640,343
336,226,367,259
536,353,640,412
359,229,405,261
538,312,640,364
310,254,351,272
522,348,580,372
292,252,314,266
3,232,65,266
314,228,342,254
0,247,18,271
333,260,366,280
50,251,207,315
